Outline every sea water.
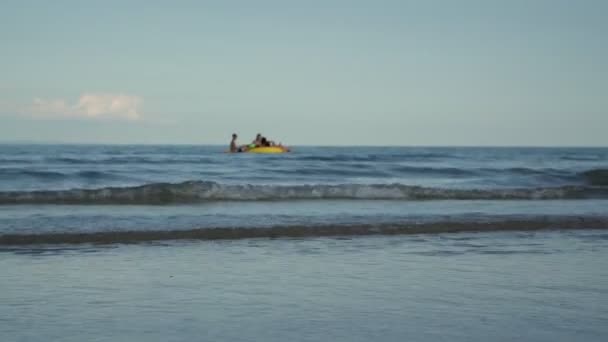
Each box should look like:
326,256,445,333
0,145,607,241
1,145,607,340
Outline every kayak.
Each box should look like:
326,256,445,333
246,146,290,154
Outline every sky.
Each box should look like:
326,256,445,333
0,0,607,146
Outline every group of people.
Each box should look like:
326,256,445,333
230,133,288,152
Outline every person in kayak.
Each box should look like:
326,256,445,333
230,133,248,153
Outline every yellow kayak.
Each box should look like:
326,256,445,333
246,146,289,154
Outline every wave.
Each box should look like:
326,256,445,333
0,180,607,205
0,169,67,179
0,168,121,181
2,216,607,245
390,166,594,180
581,169,608,186
48,156,215,164
0,156,215,165
297,152,454,162
561,156,601,161
3,165,598,181
391,166,475,176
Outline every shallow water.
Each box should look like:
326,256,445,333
2,230,608,342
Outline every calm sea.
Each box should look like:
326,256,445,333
1,145,607,341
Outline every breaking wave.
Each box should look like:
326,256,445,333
1,180,607,205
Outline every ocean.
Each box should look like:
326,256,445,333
1,145,607,341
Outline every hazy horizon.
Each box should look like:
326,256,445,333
1,0,606,146
1,139,607,148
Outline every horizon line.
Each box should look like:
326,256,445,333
0,141,606,148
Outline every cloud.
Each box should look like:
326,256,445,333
29,93,142,120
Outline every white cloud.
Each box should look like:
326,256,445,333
29,93,142,120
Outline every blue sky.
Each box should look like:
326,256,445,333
1,0,606,145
